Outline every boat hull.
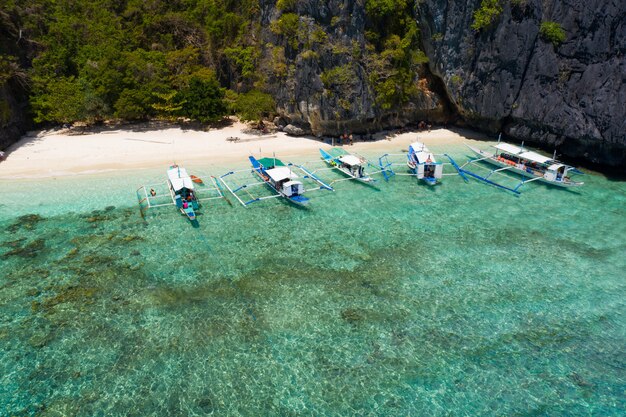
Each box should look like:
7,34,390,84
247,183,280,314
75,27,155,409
467,146,583,188
167,179,201,221
407,162,439,185
251,166,310,206
334,166,374,183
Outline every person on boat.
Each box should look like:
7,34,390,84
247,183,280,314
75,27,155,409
183,200,188,209
150,188,156,196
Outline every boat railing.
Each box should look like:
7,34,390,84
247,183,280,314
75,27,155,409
378,152,467,182
219,168,284,207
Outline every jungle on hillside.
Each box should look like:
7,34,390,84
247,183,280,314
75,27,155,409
0,0,423,125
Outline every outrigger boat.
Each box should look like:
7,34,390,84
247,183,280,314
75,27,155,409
319,148,376,183
378,140,466,184
219,155,333,207
406,141,443,185
459,136,584,193
167,165,200,220
136,165,226,221
250,156,310,206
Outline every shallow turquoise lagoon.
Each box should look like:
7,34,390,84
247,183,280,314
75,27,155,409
1,144,625,415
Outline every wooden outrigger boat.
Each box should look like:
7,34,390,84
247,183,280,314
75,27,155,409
167,165,200,220
219,155,333,207
319,148,376,183
406,141,443,185
250,156,310,206
378,139,467,185
459,136,584,193
136,165,226,221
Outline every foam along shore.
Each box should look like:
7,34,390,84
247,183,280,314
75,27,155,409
0,120,488,179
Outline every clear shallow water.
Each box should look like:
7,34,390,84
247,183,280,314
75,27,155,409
1,144,625,416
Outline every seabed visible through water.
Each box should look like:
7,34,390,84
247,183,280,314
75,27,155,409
1,143,625,415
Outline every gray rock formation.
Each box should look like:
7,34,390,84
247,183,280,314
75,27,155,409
0,11,32,151
0,81,30,151
259,0,449,137
283,124,306,136
259,0,624,168
416,0,626,167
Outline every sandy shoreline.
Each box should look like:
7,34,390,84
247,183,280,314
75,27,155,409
0,121,490,179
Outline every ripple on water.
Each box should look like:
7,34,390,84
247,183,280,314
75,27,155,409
0,151,625,415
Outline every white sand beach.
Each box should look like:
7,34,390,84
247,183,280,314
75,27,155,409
0,120,489,179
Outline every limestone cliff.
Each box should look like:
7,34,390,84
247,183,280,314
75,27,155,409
0,10,31,151
415,0,625,167
258,0,450,137
261,0,625,168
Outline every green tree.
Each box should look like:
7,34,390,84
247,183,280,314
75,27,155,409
471,0,503,31
231,90,275,121
539,22,566,46
177,75,227,123
31,76,86,123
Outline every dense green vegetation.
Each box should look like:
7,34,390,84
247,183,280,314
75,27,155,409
2,0,263,124
471,0,503,31
539,21,566,46
364,0,428,110
0,0,433,126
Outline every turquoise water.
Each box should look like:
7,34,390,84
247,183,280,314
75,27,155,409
1,144,625,416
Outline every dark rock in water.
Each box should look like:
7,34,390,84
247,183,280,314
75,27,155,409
26,288,41,297
2,238,45,258
42,286,98,309
4,239,22,248
196,397,215,413
341,308,363,325
104,205,116,212
121,235,143,242
570,372,595,388
7,214,45,232
131,250,141,256
28,330,53,348
86,214,109,223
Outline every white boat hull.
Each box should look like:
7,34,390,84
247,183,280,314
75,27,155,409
407,162,438,185
335,166,374,183
467,145,583,188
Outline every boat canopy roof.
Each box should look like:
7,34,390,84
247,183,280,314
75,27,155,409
547,163,566,171
257,157,285,168
414,151,435,164
409,141,428,153
266,166,298,182
494,143,523,154
328,147,349,158
283,180,303,187
167,166,195,191
339,155,362,166
518,151,553,164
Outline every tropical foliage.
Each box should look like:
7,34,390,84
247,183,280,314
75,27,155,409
1,0,433,125
539,21,566,46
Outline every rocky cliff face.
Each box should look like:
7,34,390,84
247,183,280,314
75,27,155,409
416,0,625,167
0,11,32,151
261,0,625,168
259,0,450,137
